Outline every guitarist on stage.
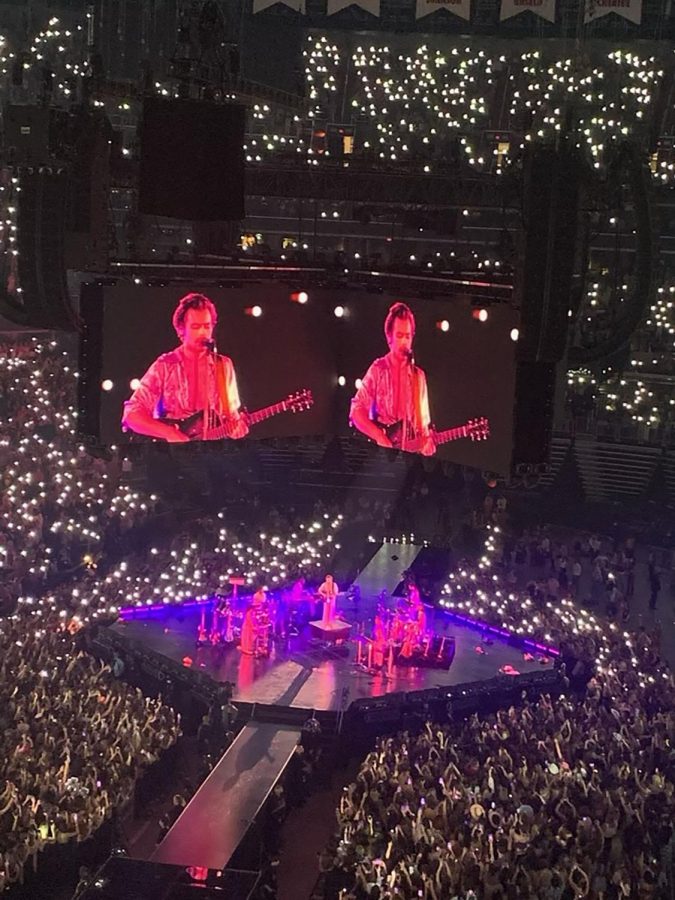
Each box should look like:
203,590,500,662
122,292,249,443
350,301,435,456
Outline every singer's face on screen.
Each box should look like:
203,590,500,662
179,308,214,352
387,316,414,361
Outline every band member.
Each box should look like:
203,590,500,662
122,292,249,442
239,586,267,656
350,302,435,456
318,574,339,627
406,576,421,609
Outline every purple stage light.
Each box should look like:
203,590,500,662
441,609,559,657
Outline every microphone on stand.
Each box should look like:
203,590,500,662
405,349,415,366
205,339,217,354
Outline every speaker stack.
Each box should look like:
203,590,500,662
511,142,584,467
138,97,245,222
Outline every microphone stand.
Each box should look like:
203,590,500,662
204,340,217,439
402,350,414,453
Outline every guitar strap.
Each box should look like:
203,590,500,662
412,366,424,434
214,356,231,415
201,356,229,439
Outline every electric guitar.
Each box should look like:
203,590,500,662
166,389,313,441
383,416,490,454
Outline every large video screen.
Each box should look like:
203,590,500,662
80,281,518,472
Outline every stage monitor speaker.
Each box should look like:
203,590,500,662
138,97,245,222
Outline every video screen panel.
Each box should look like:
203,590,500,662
80,281,518,473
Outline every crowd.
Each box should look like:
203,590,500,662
321,519,674,899
0,612,180,893
325,664,674,899
0,335,344,893
239,37,668,181
0,338,160,612
2,327,674,897
564,275,675,446
440,523,671,679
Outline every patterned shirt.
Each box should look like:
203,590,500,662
350,355,431,430
122,347,241,425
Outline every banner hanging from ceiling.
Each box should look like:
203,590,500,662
326,0,381,14
500,0,556,21
252,0,306,12
585,0,641,24
416,0,471,21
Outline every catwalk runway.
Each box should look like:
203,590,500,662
113,598,552,712
151,723,300,870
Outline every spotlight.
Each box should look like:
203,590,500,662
436,320,450,332
354,378,362,388
510,328,519,342
334,305,345,318
290,291,309,304
129,378,141,390
101,379,114,391
245,305,263,317
337,375,346,386
472,308,488,322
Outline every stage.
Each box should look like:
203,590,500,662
113,595,554,712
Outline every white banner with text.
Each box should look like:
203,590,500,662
585,0,641,24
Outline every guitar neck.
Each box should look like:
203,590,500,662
248,401,291,426
433,424,472,446
204,402,288,441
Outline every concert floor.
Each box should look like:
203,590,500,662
113,598,550,711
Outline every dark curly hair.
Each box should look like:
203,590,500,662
384,301,415,340
172,292,218,337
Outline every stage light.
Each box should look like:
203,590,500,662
510,328,519,341
101,379,113,391
355,378,362,388
129,378,141,390
245,305,263,317
334,305,345,318
291,291,309,304
436,320,450,332
337,375,346,386
472,308,488,322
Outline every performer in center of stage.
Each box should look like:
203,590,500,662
122,291,249,443
350,302,435,456
318,573,339,627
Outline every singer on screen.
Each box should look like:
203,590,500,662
121,292,248,443
350,302,435,456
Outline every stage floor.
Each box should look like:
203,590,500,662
114,599,550,711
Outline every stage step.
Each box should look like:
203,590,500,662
354,541,423,598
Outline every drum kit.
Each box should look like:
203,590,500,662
355,595,453,673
